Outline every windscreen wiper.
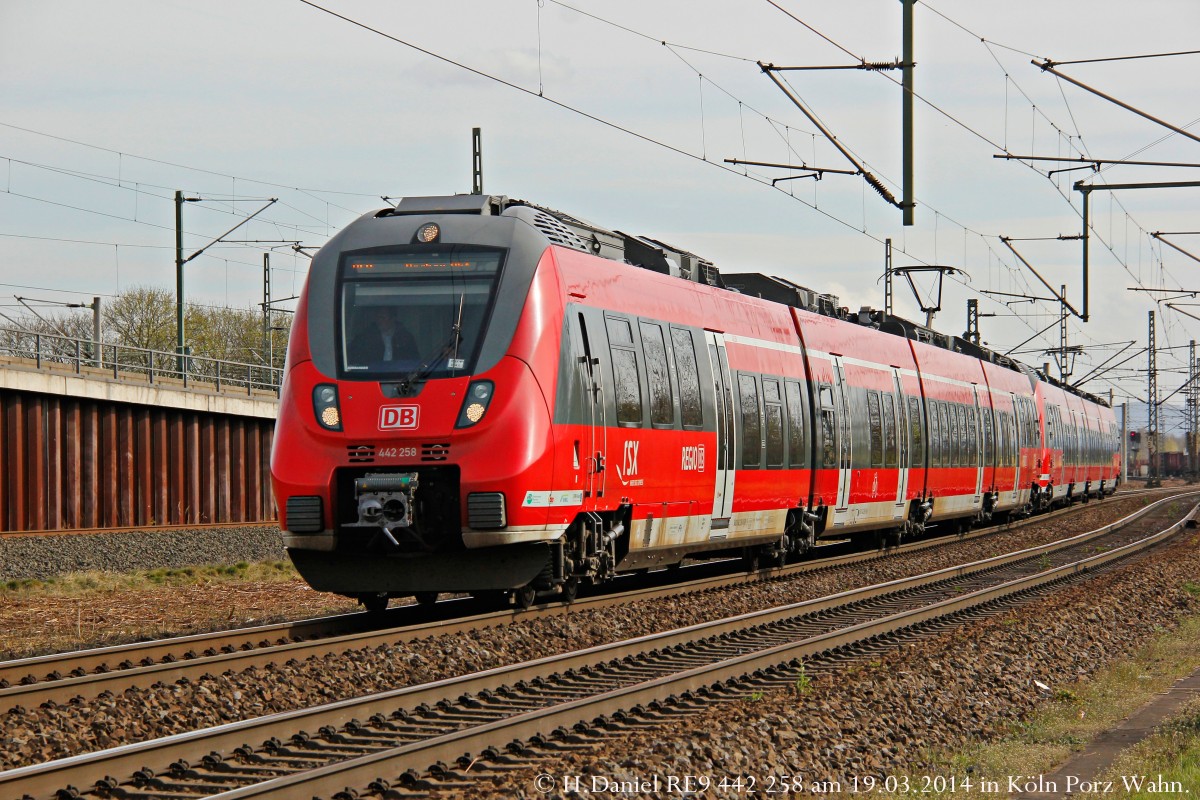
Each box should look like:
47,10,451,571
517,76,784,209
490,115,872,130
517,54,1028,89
398,293,464,391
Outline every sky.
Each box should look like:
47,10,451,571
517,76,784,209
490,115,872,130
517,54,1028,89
1,0,1198,419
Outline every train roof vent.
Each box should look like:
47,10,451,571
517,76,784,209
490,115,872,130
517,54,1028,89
623,234,723,286
722,274,825,314
530,210,592,251
503,205,592,253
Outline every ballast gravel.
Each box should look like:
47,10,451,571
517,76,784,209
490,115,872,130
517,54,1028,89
0,525,285,583
458,529,1200,798
0,495,1187,773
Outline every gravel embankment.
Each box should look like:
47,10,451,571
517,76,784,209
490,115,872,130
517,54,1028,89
0,526,285,582
460,531,1200,798
0,495,1168,770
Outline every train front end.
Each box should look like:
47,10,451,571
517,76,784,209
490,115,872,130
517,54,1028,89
271,195,561,603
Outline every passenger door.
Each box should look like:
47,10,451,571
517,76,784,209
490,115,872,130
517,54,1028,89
892,369,909,520
574,311,607,500
972,385,984,504
832,357,852,511
1007,394,1020,501
705,332,736,526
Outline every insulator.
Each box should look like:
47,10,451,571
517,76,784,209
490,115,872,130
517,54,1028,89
864,172,899,205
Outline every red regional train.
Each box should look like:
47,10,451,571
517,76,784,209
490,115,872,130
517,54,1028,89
270,194,1121,611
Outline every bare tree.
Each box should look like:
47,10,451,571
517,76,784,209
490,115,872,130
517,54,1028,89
103,286,175,353
3,284,292,386
0,306,95,364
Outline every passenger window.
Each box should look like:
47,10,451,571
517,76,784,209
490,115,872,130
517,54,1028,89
612,349,642,426
882,393,897,468
938,402,950,468
785,381,806,468
954,405,965,467
671,328,703,429
739,374,762,468
763,379,784,468
908,396,923,467
1006,411,1015,466
819,384,837,469
995,410,1004,466
966,405,977,466
821,410,837,468
640,321,674,427
982,407,994,466
954,404,966,467
867,391,883,467
928,401,940,467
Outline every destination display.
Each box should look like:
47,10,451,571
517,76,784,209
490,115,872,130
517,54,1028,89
342,248,503,277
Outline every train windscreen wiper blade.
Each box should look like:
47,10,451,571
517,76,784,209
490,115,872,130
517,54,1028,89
399,293,464,388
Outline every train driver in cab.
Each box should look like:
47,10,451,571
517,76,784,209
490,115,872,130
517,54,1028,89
351,305,417,367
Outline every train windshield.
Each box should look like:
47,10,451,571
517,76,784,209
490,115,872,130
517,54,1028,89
338,246,505,380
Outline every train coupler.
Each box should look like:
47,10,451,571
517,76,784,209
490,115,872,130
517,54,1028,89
347,472,433,551
354,472,420,528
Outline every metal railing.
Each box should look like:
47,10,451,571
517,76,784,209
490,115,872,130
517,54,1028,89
0,325,282,397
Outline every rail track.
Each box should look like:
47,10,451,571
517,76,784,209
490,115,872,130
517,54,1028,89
2,490,1194,800
0,489,1163,715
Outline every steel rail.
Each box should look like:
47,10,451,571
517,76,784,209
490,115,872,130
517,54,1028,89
221,494,1196,800
0,487,1163,710
2,492,1192,800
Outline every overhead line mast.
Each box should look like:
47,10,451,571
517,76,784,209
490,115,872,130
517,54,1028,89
751,0,916,225
1148,310,1160,488
901,0,914,226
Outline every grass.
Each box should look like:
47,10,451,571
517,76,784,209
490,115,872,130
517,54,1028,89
1083,700,1200,799
1063,699,1200,799
880,611,1200,798
1,560,297,596
0,560,356,660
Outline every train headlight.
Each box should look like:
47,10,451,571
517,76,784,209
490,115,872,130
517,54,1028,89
312,383,343,431
456,380,494,428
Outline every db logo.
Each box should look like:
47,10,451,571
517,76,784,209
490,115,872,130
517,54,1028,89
379,405,419,430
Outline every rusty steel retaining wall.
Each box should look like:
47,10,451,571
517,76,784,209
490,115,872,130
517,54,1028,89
0,366,279,533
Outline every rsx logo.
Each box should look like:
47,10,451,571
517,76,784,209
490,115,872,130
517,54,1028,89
379,405,419,430
616,440,644,486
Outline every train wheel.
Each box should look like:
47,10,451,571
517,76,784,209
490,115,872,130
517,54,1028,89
414,591,438,607
773,536,790,567
515,583,537,610
361,592,389,614
743,548,761,572
560,577,579,604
